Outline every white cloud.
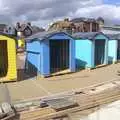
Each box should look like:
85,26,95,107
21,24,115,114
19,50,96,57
74,4,120,25
0,0,119,27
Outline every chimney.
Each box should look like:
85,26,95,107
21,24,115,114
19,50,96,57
16,22,21,29
27,22,31,26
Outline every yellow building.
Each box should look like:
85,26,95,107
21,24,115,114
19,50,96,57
0,34,17,82
18,38,25,48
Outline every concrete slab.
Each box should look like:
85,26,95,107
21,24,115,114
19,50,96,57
6,80,48,102
0,63,120,103
69,100,120,120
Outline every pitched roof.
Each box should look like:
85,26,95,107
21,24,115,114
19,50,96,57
0,32,16,39
72,32,108,39
26,30,73,42
0,24,7,28
105,34,118,40
15,23,32,32
21,24,32,31
97,17,104,22
106,34,120,40
32,26,45,34
71,17,97,23
0,24,7,32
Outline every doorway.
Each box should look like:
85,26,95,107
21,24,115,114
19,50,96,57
50,40,69,73
117,40,120,60
0,40,8,77
94,40,105,66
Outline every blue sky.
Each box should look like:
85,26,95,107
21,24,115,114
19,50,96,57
104,0,119,4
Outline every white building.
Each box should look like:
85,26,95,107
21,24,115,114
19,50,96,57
101,26,120,34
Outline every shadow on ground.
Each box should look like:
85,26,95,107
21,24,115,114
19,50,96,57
17,69,36,81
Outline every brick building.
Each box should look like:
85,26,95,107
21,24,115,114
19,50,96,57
71,17,100,32
48,17,104,34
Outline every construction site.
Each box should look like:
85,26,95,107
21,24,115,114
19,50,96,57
0,20,120,119
0,59,120,119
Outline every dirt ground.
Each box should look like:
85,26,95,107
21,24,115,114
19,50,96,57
0,62,120,103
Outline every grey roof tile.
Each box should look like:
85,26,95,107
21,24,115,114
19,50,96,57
72,32,105,39
71,17,96,23
106,34,120,40
105,34,118,40
26,31,73,42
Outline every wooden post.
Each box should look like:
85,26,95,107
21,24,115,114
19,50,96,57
90,22,92,32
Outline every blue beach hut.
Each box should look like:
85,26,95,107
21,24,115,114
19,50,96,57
107,34,120,62
73,32,109,69
25,31,75,77
106,34,118,64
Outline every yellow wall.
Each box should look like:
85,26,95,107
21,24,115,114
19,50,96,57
18,38,25,48
0,35,17,81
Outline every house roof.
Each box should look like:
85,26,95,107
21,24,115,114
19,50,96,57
32,26,45,34
0,24,7,31
97,17,104,23
15,23,32,32
0,32,16,39
72,32,108,39
26,31,73,42
71,17,97,23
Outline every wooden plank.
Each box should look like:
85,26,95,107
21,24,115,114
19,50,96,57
17,83,120,120
11,79,120,120
19,94,120,120
45,98,78,111
19,107,55,120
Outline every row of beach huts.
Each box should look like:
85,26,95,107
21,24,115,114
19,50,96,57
0,31,120,81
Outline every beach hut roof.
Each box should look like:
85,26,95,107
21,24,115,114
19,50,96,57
72,32,108,40
26,30,73,42
105,34,118,40
105,34,120,40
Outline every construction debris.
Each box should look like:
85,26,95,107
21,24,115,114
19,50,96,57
44,98,79,111
1,103,13,114
0,79,120,120
0,103,15,120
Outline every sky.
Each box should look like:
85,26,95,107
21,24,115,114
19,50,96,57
104,0,119,4
0,0,120,28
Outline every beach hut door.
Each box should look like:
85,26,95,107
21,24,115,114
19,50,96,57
50,40,69,73
95,40,105,66
0,40,8,77
117,40,120,60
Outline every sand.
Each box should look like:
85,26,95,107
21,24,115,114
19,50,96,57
0,63,120,103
